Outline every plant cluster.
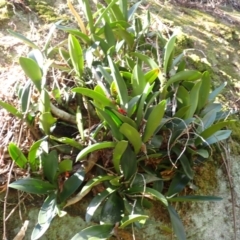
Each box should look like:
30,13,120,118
1,0,234,239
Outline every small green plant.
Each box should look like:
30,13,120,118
4,1,235,240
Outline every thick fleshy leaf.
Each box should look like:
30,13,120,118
31,193,57,240
195,120,234,145
41,150,58,184
119,123,142,154
108,56,128,107
163,33,177,74
39,112,57,135
197,71,211,111
128,1,142,21
68,34,84,77
19,57,42,91
208,82,227,102
64,176,115,208
112,140,128,174
71,224,113,240
120,146,137,181
166,173,190,197
197,109,217,133
86,187,117,223
165,70,202,89
142,100,166,143
28,137,47,171
131,52,158,69
59,170,85,203
76,142,116,161
72,87,116,109
132,64,146,96
100,192,124,224
168,195,222,202
167,205,186,240
104,22,116,47
79,0,94,33
49,136,83,150
8,142,27,169
20,80,31,113
144,68,160,84
0,101,22,118
176,86,189,110
120,214,148,229
186,80,202,118
58,159,73,175
8,29,39,49
9,178,56,194
205,130,232,145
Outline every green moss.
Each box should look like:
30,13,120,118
0,0,13,25
26,0,70,23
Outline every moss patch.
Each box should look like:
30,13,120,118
26,0,70,23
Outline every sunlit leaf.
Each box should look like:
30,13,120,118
58,159,73,175
132,64,146,96
144,68,160,84
120,123,142,154
0,101,22,118
9,178,56,194
76,142,116,161
19,57,42,91
120,214,148,229
128,1,142,21
49,136,83,150
131,52,158,69
8,142,27,169
208,82,227,102
205,130,232,145
39,112,57,135
142,100,166,143
20,80,31,113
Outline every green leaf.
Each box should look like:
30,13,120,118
68,34,84,77
32,193,57,240
0,101,22,118
131,52,158,69
55,25,91,45
28,137,47,171
128,1,142,21
72,88,116,109
120,214,148,229
104,22,116,47
71,224,113,240
79,0,94,33
144,68,160,84
8,143,27,169
112,140,128,174
208,82,227,102
8,29,39,49
176,86,190,110
142,100,166,143
167,205,186,240
103,0,125,22
76,142,116,161
58,159,73,175
120,145,137,181
174,106,190,119
185,80,202,118
9,178,56,194
195,120,234,145
108,56,128,107
132,64,146,96
98,108,123,141
20,80,31,113
197,109,217,133
166,173,190,197
39,112,57,135
163,33,177,74
49,136,83,150
86,187,117,223
168,195,222,202
41,150,58,184
205,130,232,145
19,57,42,91
119,123,142,154
165,70,202,89
59,170,85,203
197,71,211,111
100,192,124,224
